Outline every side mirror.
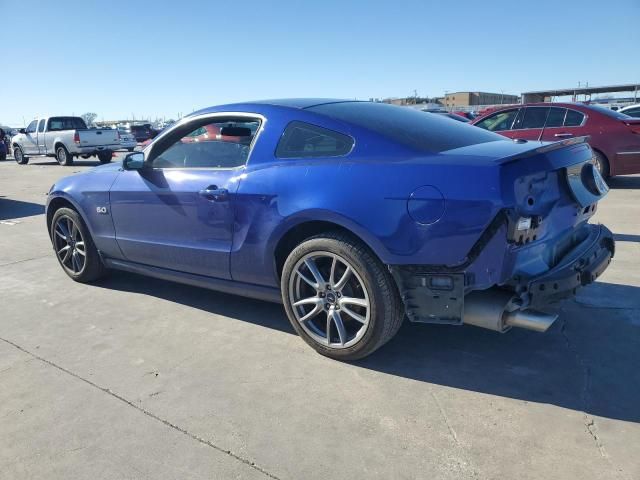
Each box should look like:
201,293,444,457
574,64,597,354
19,128,26,134
123,152,145,170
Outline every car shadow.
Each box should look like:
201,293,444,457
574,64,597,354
608,175,640,189
0,198,45,220
95,272,640,424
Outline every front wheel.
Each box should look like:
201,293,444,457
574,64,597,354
56,145,73,166
281,232,404,360
98,151,112,163
14,146,28,164
50,207,106,282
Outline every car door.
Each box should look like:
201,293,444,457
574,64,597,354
539,107,586,142
35,119,47,154
22,120,38,154
109,114,262,280
509,106,550,141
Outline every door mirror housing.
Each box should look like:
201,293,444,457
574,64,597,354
123,152,145,170
18,128,26,134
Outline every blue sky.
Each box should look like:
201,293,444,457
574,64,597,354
1,0,638,125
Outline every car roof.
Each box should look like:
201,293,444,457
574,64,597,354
190,99,363,117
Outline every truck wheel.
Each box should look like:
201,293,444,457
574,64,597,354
98,151,112,164
56,145,74,166
14,146,28,164
281,232,404,361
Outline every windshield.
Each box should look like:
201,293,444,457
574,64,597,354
309,102,505,152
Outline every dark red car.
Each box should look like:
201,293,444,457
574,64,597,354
472,103,640,177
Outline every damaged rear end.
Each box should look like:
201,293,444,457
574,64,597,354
391,137,615,334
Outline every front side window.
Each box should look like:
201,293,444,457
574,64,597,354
150,118,260,169
564,110,585,127
520,107,550,129
25,120,37,133
276,121,354,158
475,109,519,132
37,119,46,132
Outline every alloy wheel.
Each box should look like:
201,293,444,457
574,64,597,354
53,216,86,274
14,148,22,163
288,251,370,349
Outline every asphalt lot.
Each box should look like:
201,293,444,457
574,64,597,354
1,154,639,480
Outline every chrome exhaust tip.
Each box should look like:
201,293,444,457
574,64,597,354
504,310,557,332
463,290,557,333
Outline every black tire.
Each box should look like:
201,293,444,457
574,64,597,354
281,232,404,360
593,150,610,179
98,151,112,163
55,145,74,166
14,146,28,164
50,207,107,282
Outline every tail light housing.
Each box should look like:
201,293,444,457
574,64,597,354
73,132,80,144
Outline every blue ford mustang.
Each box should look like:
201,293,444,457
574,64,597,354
46,99,614,360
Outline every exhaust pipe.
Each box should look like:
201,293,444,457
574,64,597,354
463,290,557,333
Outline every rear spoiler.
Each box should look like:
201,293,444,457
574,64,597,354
497,136,590,164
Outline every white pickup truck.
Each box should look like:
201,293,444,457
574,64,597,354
11,116,120,166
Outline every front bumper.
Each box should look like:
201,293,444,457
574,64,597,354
390,223,615,324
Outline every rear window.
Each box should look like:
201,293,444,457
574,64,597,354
276,121,354,158
586,104,630,119
564,109,585,127
48,117,87,131
521,107,549,129
545,108,566,127
309,102,503,152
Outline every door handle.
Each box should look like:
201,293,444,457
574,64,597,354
554,133,573,138
199,186,228,201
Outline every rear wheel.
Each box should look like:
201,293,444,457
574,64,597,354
50,207,106,282
56,145,73,166
98,151,112,163
14,146,28,164
593,150,610,179
281,232,404,360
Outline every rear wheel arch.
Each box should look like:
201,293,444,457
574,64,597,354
273,220,384,279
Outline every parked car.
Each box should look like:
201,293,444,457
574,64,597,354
471,103,640,178
618,104,640,118
129,124,155,142
46,100,613,360
117,128,137,151
12,116,120,165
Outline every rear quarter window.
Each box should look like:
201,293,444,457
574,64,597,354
276,121,354,158
309,102,503,152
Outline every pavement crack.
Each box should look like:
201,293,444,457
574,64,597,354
0,254,50,268
430,391,460,446
0,336,281,480
559,318,629,480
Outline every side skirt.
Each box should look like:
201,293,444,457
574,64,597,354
103,258,283,304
